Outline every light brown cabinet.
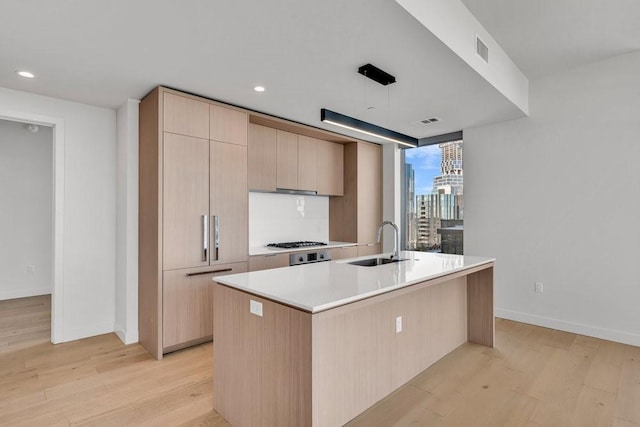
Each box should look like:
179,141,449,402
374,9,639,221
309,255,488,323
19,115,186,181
248,253,290,272
162,262,248,352
297,136,318,192
249,125,343,195
330,246,358,260
139,87,249,359
316,139,344,196
248,124,277,191
329,142,382,249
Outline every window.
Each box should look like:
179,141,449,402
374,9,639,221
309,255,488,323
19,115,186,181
402,135,463,255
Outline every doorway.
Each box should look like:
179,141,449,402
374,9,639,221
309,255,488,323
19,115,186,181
0,111,65,345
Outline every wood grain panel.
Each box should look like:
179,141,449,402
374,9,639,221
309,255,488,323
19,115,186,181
210,104,248,146
330,246,358,260
248,124,277,191
213,284,312,427
163,92,209,139
316,139,344,196
162,133,210,270
248,254,290,271
467,266,495,347
311,275,468,426
211,142,248,264
162,262,247,352
357,244,381,257
138,88,162,359
297,135,318,192
276,130,298,190
329,143,358,242
357,142,382,245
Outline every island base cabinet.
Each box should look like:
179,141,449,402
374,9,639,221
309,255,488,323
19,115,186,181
213,284,312,427
213,265,493,427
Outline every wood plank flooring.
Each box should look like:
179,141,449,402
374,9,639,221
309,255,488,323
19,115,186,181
0,311,638,426
0,294,51,355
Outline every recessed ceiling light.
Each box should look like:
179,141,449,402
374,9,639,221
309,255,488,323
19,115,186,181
254,86,265,92
16,70,35,79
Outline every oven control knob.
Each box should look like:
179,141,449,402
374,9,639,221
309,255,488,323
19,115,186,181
319,254,324,259
298,256,304,263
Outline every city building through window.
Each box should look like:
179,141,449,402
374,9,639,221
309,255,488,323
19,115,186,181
403,139,464,254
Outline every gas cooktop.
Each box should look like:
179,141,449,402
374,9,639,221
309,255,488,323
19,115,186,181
266,241,328,249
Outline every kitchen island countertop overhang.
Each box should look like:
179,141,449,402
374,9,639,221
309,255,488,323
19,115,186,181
213,250,495,313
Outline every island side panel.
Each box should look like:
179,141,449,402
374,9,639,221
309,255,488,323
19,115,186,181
213,283,312,427
311,276,468,427
467,265,495,347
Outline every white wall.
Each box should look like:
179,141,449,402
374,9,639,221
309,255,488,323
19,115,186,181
115,100,139,345
0,119,53,300
464,51,640,346
249,192,328,249
0,87,117,343
382,143,402,253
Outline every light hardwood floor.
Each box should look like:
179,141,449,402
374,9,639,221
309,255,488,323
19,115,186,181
0,316,638,426
0,294,51,355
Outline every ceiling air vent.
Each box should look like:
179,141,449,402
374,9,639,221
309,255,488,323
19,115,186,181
476,35,489,63
420,117,439,125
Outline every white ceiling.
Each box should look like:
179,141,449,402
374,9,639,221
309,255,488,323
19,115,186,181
460,0,640,79
1,1,636,142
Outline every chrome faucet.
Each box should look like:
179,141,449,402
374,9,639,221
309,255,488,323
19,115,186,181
377,221,400,259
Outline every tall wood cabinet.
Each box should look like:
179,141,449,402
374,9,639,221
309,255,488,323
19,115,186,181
330,142,382,255
139,87,248,359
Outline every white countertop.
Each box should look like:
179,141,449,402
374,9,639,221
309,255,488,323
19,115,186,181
214,251,495,313
249,241,357,256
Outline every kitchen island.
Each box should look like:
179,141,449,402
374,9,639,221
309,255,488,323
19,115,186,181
212,251,494,427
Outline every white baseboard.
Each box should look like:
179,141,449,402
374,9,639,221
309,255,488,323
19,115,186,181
0,287,52,301
115,326,139,345
62,321,114,343
496,308,640,347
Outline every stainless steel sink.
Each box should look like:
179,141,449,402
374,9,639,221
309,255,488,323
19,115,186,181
348,257,407,267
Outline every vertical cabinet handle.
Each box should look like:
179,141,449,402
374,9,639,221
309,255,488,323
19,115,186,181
212,215,220,261
202,214,209,262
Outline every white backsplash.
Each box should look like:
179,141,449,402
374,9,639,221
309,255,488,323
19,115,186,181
249,192,329,247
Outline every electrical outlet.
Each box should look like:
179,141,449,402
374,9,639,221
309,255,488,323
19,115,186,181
535,282,544,293
395,316,402,333
27,265,35,273
250,300,263,317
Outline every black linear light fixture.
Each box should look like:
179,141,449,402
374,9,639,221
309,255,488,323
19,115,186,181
321,63,418,148
321,109,418,147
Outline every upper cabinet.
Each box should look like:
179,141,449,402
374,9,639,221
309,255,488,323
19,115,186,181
163,92,209,139
248,124,277,191
249,125,343,195
276,130,299,190
316,139,343,196
210,105,248,146
297,136,318,192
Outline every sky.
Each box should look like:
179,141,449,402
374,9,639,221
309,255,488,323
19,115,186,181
405,144,441,196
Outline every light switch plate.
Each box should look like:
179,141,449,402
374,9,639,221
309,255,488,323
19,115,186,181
250,300,263,317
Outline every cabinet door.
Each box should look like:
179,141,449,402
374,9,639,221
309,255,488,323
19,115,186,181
248,254,290,271
276,130,298,190
211,141,248,264
163,262,248,351
163,92,209,139
163,133,210,270
357,142,382,245
317,140,344,196
210,105,248,146
248,124,277,191
297,136,318,192
331,246,358,260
